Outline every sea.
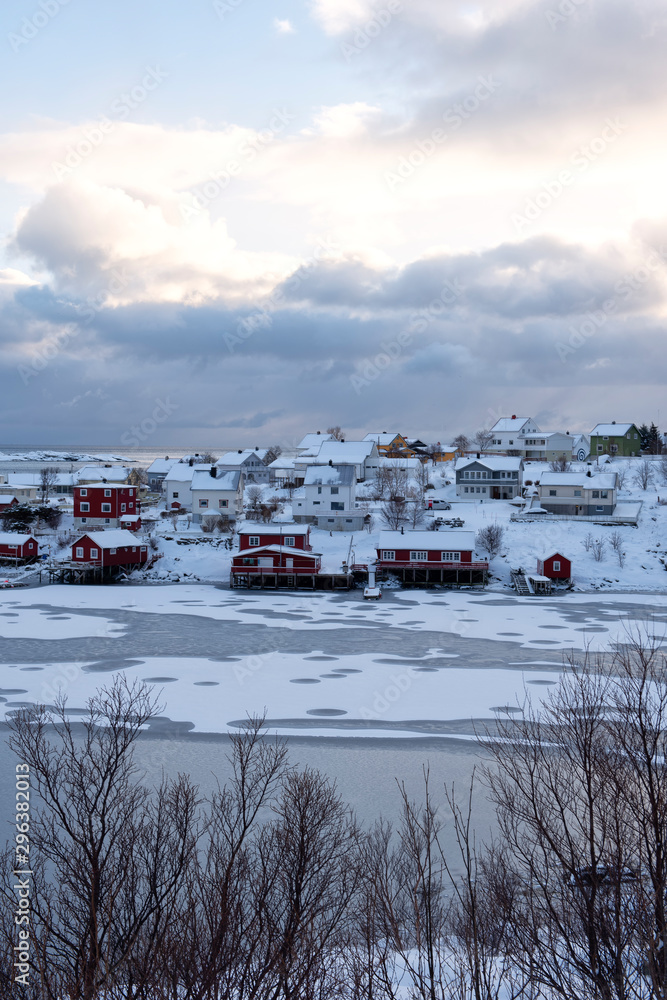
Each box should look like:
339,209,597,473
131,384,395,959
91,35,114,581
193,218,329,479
0,445,227,473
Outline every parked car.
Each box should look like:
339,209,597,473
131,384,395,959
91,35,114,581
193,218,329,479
425,498,452,510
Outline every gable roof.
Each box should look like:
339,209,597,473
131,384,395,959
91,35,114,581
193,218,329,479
590,423,637,436
455,456,523,472
217,449,268,466
164,464,207,483
539,471,617,489
0,532,37,545
146,458,178,474
238,523,310,535
73,530,142,549
190,470,241,491
298,432,334,450
363,432,402,446
304,464,355,486
490,417,537,433
309,440,376,465
378,529,476,551
235,544,321,557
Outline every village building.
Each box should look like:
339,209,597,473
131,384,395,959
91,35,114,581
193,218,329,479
376,529,488,586
537,552,572,581
0,532,39,563
293,465,365,530
455,456,523,499
231,524,324,589
73,484,140,529
589,423,641,457
296,432,334,452
146,458,178,492
190,469,243,523
0,482,39,502
296,440,379,481
216,449,271,483
537,471,618,516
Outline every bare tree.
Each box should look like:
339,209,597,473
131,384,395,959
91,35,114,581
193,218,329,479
126,467,148,487
474,428,493,452
245,485,264,515
591,537,605,561
263,444,282,465
327,426,344,440
476,523,504,558
549,454,571,472
451,434,470,453
415,460,430,498
406,486,425,528
39,466,59,501
283,480,297,499
615,464,629,490
635,458,655,490
583,531,594,552
381,497,408,530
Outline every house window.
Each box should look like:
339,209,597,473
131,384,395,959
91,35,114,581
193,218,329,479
601,491,608,498
80,502,90,511
592,491,599,498
76,547,84,557
331,486,339,494
90,548,99,559
574,490,582,497
121,503,126,512
101,503,111,512
248,536,260,547
317,486,322,494
104,518,110,524
549,490,557,496
199,499,208,507
331,502,344,510
410,551,428,561
509,440,513,445
140,546,146,552
285,537,295,546
442,551,460,561
382,550,395,560
596,506,604,512
464,487,469,493
597,444,603,452
104,489,111,497
80,488,87,496
81,517,87,523
173,492,179,499
218,499,228,508
552,560,560,571
110,548,116,555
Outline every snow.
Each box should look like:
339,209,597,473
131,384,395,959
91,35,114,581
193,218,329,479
0,450,129,463
456,456,523,472
591,423,635,436
304,465,355,486
73,529,144,549
378,530,476,552
0,532,35,544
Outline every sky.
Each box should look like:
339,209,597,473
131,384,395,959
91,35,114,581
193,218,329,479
1,0,666,449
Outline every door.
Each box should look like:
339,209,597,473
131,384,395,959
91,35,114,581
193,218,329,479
258,557,273,567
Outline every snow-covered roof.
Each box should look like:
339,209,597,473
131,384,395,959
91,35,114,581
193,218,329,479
455,456,523,471
190,470,241,491
539,471,617,489
7,472,76,487
76,466,131,482
77,483,133,491
0,532,36,544
378,530,476,551
304,465,355,486
216,449,268,466
379,458,422,469
238,523,310,535
268,456,296,470
0,496,17,505
73,530,142,548
590,423,636,436
363,432,400,445
146,458,178,475
164,464,208,483
297,433,333,450
490,417,537,433
235,544,321,557
309,441,375,465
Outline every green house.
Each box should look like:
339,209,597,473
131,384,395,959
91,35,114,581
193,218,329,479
589,422,641,457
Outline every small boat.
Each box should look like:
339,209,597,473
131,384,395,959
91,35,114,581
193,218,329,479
363,585,382,600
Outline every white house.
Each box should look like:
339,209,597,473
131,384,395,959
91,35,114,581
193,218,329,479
293,464,364,530
216,449,270,483
297,432,334,452
486,416,541,453
296,440,379,481
486,418,578,461
190,470,243,523
455,456,523,499
537,471,617,516
163,463,202,509
146,457,178,492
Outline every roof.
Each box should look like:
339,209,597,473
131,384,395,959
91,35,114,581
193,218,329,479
77,483,133,491
235,544,321,557
238,523,310,535
363,432,400,446
190,470,241,491
541,552,569,561
539,471,617,489
216,449,268,466
590,423,636,436
146,458,178,474
73,530,141,549
455,456,523,471
0,532,36,545
164,464,207,483
379,458,422,469
0,496,17,505
268,456,296,470
378,530,476,551
7,472,76,487
298,432,333,449
309,441,375,465
490,417,536,433
304,464,355,486
76,466,131,482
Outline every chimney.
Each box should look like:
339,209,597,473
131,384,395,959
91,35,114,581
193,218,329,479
238,449,242,454
612,420,616,424
328,459,333,466
400,525,404,534
511,414,516,420
341,437,345,442
210,466,217,478
476,452,480,459
317,430,321,435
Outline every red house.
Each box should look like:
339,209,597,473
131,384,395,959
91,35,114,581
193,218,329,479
376,530,488,586
0,532,38,563
0,496,19,513
73,485,140,529
70,531,148,568
536,552,571,580
231,524,321,587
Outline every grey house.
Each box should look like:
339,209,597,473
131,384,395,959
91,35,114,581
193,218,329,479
455,456,523,499
537,471,617,515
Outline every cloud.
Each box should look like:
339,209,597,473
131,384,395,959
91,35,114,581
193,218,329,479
274,17,295,33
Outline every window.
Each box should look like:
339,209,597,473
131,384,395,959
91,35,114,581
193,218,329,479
285,537,295,546
574,490,582,497
552,560,560,571
129,502,133,509
509,439,513,445
199,499,208,507
331,486,339,494
104,489,111,497
596,506,604,512
464,487,469,493
317,486,322,494
601,491,608,498
76,547,84,558
592,491,599,498
173,492,179,499
410,551,428,561
549,490,557,496
90,548,99,558
121,503,126,512
80,502,90,511
81,517,87,523
248,536,260,546
80,488,87,496
597,444,603,452
101,503,111,512
313,500,321,505
140,546,146,552
104,518,110,524
382,550,395,560
110,548,116,555
331,502,344,510
442,551,460,561
218,499,228,508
